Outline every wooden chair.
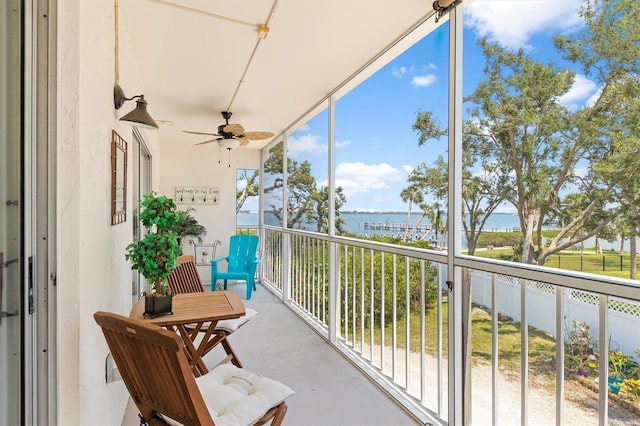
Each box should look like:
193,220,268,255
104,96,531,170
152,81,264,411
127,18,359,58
94,311,293,426
211,235,260,300
166,254,256,368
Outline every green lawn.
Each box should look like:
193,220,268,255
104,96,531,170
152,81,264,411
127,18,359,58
473,245,638,279
352,299,556,386
338,233,639,399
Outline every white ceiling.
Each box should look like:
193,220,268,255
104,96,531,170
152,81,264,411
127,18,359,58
119,0,441,150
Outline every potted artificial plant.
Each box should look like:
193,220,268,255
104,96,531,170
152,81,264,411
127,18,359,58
125,192,182,318
173,206,207,248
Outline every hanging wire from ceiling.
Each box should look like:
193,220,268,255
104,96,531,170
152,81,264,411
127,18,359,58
145,0,256,28
114,0,120,86
142,0,280,115
225,0,280,113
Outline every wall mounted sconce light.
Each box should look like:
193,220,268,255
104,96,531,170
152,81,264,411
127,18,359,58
113,84,159,130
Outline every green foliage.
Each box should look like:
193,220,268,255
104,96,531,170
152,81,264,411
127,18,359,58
125,192,181,294
263,143,347,233
409,1,640,266
609,350,640,379
338,247,440,326
138,191,179,231
564,320,640,393
565,321,598,377
621,379,640,399
173,207,207,245
236,169,259,213
476,232,522,249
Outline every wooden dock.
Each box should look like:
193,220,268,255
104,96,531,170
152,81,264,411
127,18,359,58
363,222,431,233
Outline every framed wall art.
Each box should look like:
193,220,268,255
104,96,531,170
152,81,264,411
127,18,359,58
111,130,128,225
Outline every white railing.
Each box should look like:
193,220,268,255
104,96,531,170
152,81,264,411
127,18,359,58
258,226,640,425
470,271,640,358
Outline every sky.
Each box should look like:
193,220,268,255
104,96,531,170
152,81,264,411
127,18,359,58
252,0,599,213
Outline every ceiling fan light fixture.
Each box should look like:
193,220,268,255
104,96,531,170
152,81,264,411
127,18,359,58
218,138,240,149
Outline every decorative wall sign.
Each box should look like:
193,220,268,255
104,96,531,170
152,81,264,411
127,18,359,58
175,186,220,205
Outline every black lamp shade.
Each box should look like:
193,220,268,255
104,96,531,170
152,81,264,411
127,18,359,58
119,95,159,129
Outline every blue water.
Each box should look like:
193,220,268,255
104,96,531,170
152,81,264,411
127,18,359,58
237,211,521,237
237,211,623,251
340,212,522,237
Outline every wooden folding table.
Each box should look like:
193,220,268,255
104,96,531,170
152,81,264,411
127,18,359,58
130,291,245,376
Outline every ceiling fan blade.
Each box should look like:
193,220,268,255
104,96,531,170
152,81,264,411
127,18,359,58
238,137,250,146
223,123,245,135
184,130,220,136
195,138,221,145
243,131,275,140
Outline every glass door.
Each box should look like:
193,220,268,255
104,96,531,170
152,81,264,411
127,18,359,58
1,1,24,424
131,129,152,304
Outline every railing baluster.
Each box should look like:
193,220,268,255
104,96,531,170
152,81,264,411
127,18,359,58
405,256,410,390
360,247,365,354
392,254,397,381
370,249,375,362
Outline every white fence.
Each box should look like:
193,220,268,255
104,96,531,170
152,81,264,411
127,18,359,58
470,271,640,358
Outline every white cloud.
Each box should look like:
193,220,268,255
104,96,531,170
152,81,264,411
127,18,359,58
584,85,602,108
392,65,438,84
464,0,583,50
293,123,311,133
285,133,352,158
335,162,404,198
493,203,517,214
573,165,588,179
411,74,437,87
336,139,352,148
392,66,407,78
557,74,598,109
287,133,326,157
402,164,414,174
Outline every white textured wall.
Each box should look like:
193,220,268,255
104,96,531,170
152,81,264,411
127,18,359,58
159,141,261,281
56,0,160,424
56,1,258,423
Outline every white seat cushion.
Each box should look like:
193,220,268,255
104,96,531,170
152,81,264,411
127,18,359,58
185,308,257,333
214,308,258,333
196,363,295,426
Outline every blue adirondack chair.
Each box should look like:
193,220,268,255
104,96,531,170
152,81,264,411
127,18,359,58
211,235,260,299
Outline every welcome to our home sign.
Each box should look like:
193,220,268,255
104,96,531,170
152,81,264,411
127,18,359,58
175,186,220,205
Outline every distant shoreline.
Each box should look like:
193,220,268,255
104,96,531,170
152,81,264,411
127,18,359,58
238,210,519,216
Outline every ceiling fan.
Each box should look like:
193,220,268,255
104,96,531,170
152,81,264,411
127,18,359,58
184,111,274,148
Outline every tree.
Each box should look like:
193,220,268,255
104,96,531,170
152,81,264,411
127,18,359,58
463,35,626,265
263,143,348,232
410,0,639,267
555,0,640,277
263,144,314,228
405,131,506,254
403,156,448,247
236,169,259,213
400,184,423,241
309,186,347,234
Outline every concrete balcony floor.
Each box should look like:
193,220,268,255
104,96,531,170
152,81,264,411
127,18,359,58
122,283,419,425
